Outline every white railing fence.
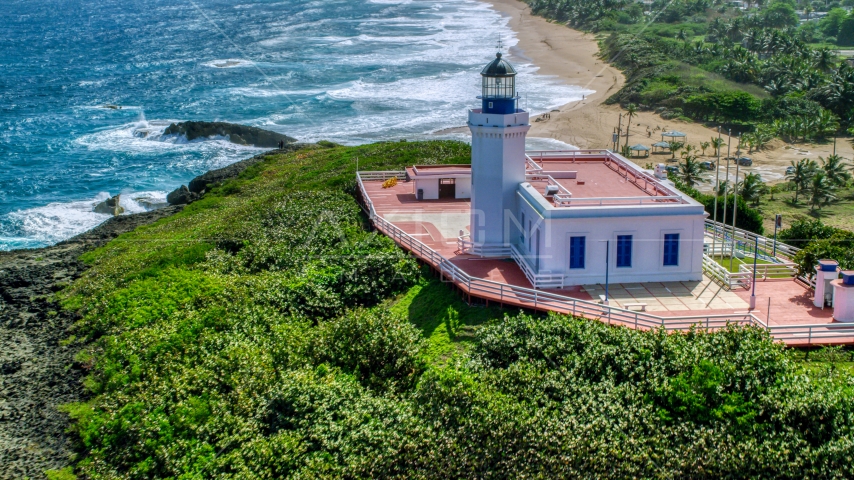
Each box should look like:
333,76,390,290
356,172,854,346
704,219,801,260
456,234,511,257
358,170,407,181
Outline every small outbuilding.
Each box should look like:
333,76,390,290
652,141,671,153
407,165,472,200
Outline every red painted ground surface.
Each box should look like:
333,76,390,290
362,178,853,345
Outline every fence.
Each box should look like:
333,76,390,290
704,219,801,260
356,171,854,346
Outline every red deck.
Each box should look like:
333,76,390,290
361,177,854,346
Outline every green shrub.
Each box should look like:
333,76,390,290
310,309,426,391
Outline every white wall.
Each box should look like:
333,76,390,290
414,178,439,200
468,109,530,248
455,176,471,199
413,176,471,200
515,195,705,285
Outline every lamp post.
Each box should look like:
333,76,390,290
604,240,610,305
711,126,722,258
720,129,731,262
773,214,781,258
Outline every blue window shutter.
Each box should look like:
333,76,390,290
570,236,585,269
617,235,632,267
664,233,679,266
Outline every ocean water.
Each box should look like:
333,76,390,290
0,0,591,250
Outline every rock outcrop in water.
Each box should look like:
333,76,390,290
92,194,124,216
162,121,296,148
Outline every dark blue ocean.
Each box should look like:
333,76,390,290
0,0,588,250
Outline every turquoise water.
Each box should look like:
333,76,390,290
0,0,589,250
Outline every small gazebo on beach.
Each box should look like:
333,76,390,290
652,141,670,154
661,130,687,142
629,144,650,157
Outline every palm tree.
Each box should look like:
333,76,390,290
624,103,637,150
738,172,766,206
700,141,711,156
667,141,684,160
820,154,852,187
785,158,815,203
677,155,708,188
711,137,725,157
681,144,696,158
808,171,836,211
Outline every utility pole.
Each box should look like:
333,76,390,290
730,164,741,272
721,129,732,261
616,114,622,153
711,126,722,259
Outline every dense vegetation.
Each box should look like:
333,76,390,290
53,141,854,478
526,0,854,140
780,217,854,275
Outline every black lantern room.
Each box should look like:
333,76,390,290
480,52,517,114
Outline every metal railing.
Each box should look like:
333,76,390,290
704,219,801,260
702,254,799,290
357,170,407,181
356,171,854,346
552,195,682,206
510,244,565,289
738,262,799,281
456,234,511,257
525,154,543,171
702,254,751,289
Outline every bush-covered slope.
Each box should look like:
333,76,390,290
58,141,854,479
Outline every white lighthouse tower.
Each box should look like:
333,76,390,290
468,52,530,255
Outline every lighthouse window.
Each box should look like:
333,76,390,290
482,75,515,99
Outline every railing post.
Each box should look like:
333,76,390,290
634,312,638,330
808,326,812,345
534,290,538,310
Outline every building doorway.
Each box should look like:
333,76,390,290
438,178,456,199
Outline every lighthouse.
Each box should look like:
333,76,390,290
468,52,530,255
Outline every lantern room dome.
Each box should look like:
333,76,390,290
480,52,516,77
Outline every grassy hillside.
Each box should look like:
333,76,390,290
56,141,854,478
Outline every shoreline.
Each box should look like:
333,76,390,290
478,0,854,188
477,0,626,149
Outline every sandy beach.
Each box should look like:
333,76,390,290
480,0,854,189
